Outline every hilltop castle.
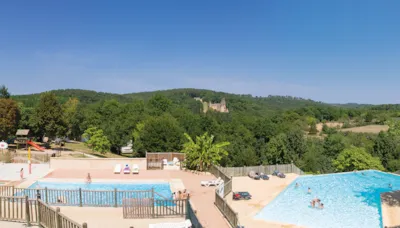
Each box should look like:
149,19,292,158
194,97,229,113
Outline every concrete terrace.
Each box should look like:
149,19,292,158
44,169,230,228
227,174,302,228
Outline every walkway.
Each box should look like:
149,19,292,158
44,169,229,228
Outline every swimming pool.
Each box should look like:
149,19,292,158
20,181,173,206
254,170,400,228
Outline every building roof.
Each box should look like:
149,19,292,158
16,129,30,136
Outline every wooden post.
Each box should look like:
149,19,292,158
79,188,82,207
55,207,61,228
82,222,88,228
45,187,48,204
12,186,15,196
114,188,117,208
290,161,294,173
25,196,31,227
37,200,41,227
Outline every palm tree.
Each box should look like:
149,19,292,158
182,132,230,171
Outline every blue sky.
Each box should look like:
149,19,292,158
1,0,400,104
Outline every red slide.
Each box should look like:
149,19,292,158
27,140,45,152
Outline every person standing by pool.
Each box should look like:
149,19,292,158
86,173,92,184
20,168,24,180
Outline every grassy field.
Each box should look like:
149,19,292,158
63,141,126,158
339,125,389,133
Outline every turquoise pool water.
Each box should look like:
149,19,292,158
255,170,400,228
22,181,173,206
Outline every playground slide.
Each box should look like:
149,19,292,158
27,141,45,152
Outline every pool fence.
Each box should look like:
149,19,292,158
218,163,305,177
0,195,87,228
0,186,203,227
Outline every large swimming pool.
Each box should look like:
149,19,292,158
254,170,400,228
21,181,173,206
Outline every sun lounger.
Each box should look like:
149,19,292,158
173,157,180,166
149,219,192,228
201,177,223,187
248,171,260,180
114,164,121,174
162,159,168,166
123,164,131,174
132,164,139,174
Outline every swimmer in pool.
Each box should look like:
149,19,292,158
319,203,324,209
295,183,299,188
307,187,311,194
389,183,393,189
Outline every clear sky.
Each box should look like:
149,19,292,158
1,0,399,104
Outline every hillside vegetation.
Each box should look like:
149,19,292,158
2,87,400,173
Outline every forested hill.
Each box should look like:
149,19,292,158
13,88,327,113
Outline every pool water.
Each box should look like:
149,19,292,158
254,171,400,228
23,181,173,206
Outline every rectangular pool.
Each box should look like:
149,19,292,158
254,170,400,228
17,181,173,206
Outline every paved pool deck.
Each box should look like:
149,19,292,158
0,163,51,182
42,169,230,228
227,174,303,228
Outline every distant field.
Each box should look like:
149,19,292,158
339,125,389,133
316,122,343,132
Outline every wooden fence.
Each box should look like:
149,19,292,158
214,191,238,228
13,187,154,207
146,152,185,170
0,196,86,228
0,151,53,164
210,165,239,228
122,197,187,219
218,163,305,177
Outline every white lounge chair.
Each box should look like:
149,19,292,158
123,164,131,174
132,164,139,174
149,219,192,228
162,159,168,166
201,177,223,187
173,157,180,166
114,164,121,174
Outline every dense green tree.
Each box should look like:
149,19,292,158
138,114,184,152
182,132,230,171
286,129,307,163
299,139,333,173
0,99,20,140
333,147,384,172
373,132,397,169
83,127,111,154
63,98,80,138
0,85,10,99
308,122,318,135
148,94,172,115
34,92,66,138
262,133,288,164
323,133,347,158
